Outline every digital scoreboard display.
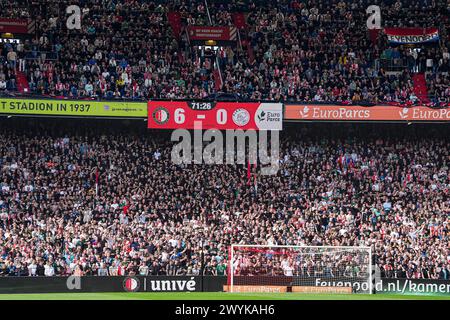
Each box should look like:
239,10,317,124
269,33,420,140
148,101,283,130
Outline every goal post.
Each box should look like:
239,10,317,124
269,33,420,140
228,245,373,294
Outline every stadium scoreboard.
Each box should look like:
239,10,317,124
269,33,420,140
147,101,283,130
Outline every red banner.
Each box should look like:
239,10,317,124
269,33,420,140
0,18,34,34
285,105,450,122
148,101,283,130
187,26,237,41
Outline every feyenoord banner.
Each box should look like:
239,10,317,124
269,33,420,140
148,101,283,130
187,26,237,41
384,27,439,44
285,105,450,122
0,18,35,34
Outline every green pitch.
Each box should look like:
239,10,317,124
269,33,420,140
0,292,448,300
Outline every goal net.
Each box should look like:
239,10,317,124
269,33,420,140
228,245,373,294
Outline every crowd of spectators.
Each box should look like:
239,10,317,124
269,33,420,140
0,0,448,281
0,119,448,279
0,0,449,102
215,0,449,102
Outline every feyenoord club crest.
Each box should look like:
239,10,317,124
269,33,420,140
123,276,140,292
152,107,170,125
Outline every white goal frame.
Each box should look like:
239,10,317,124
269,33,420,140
229,244,373,294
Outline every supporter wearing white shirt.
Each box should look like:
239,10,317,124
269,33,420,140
169,238,178,247
69,261,77,271
85,83,94,95
95,51,102,60
161,251,169,263
283,264,294,276
28,261,37,276
281,258,289,270
98,263,109,276
139,264,149,276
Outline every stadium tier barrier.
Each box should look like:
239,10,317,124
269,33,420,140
0,277,449,296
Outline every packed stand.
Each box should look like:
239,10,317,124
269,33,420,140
0,119,448,279
0,0,449,102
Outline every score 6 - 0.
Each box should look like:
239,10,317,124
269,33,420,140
147,101,282,130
